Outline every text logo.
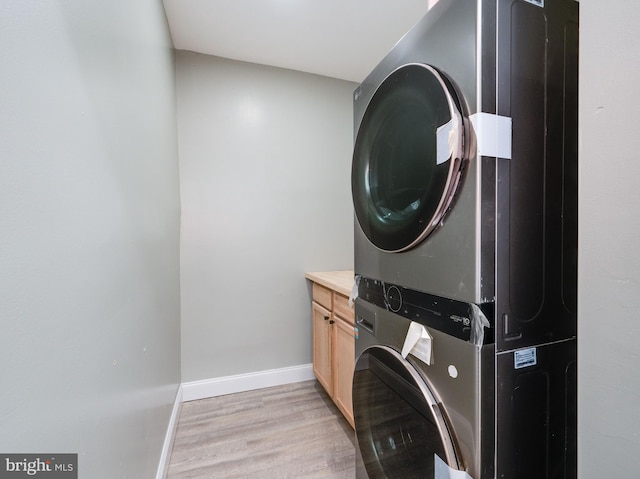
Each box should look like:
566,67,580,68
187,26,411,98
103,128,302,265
0,455,77,478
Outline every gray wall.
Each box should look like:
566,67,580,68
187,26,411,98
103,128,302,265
177,52,355,382
0,1,181,478
579,2,640,476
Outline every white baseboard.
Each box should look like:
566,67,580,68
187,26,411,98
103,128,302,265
156,385,183,479
181,363,315,402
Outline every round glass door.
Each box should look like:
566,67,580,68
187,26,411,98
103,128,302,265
352,63,468,252
353,346,460,478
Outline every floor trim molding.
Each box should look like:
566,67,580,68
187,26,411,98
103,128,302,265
181,363,315,402
156,385,183,479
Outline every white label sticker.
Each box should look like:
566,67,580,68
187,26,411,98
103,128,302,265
521,0,543,7
514,347,537,369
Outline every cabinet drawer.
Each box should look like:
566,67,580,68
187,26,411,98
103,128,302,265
312,283,332,310
333,293,354,324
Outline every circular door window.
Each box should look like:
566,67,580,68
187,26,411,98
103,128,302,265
353,346,460,478
352,64,468,252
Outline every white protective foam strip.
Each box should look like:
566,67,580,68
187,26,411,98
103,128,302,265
469,112,512,159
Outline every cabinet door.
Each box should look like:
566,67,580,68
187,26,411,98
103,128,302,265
333,315,355,428
312,301,333,396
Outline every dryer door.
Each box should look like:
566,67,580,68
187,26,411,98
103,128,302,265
352,63,468,252
353,345,462,478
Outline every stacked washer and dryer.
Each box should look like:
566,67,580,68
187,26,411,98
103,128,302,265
350,0,578,478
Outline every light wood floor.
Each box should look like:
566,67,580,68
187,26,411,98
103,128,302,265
167,380,356,478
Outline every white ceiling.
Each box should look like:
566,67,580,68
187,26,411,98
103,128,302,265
162,0,434,83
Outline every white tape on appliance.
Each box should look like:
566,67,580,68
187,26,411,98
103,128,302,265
401,321,433,365
436,116,460,165
349,275,361,308
435,454,473,479
469,112,512,159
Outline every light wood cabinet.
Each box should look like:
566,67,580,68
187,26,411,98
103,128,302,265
306,271,355,428
312,301,333,395
332,314,354,426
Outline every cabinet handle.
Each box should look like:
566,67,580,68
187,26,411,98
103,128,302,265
329,320,335,324
324,316,330,321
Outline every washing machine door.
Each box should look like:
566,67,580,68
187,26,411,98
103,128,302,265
352,63,468,252
353,345,461,478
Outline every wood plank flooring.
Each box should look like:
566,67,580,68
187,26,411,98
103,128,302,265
167,380,356,478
